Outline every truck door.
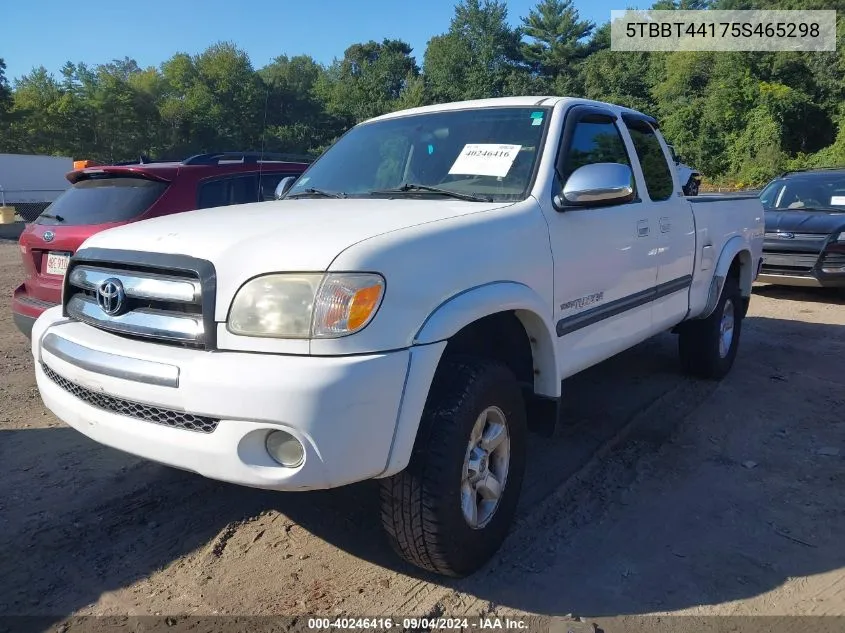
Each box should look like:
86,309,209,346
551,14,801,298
622,115,696,331
540,104,660,378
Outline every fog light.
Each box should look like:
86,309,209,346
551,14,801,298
265,430,305,467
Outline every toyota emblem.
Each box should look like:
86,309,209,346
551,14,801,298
777,232,795,239
43,231,55,242
96,278,126,316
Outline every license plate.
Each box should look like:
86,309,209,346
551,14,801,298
45,252,70,276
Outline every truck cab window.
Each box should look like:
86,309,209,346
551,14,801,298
628,123,674,202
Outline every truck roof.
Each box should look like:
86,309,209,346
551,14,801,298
367,96,655,125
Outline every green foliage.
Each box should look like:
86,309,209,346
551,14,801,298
521,0,594,77
316,39,421,125
1,0,843,187
0,58,11,127
424,0,526,101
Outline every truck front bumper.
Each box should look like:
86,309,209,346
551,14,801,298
32,306,440,491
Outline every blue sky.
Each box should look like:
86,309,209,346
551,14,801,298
3,0,647,82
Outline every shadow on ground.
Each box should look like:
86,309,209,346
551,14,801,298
753,282,845,305
3,316,844,623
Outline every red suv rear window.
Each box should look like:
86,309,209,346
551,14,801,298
35,176,168,226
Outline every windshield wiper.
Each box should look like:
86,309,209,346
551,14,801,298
286,188,347,199
371,183,493,203
40,213,64,222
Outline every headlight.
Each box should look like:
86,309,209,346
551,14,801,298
227,273,385,339
836,232,845,242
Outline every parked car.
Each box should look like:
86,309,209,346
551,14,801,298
667,144,702,196
757,167,845,288
12,152,310,337
30,97,763,577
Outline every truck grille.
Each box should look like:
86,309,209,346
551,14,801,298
62,252,216,349
42,363,219,433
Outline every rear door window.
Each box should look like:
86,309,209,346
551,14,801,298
627,122,674,201
197,175,260,209
35,177,168,226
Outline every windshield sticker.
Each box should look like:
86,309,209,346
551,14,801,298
532,117,543,126
831,195,845,205
448,144,523,178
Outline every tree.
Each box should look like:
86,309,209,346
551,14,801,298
581,50,656,112
0,58,13,149
260,54,332,153
0,59,11,117
1,0,844,188
424,0,525,102
7,67,66,155
190,42,265,152
316,39,421,124
521,0,594,92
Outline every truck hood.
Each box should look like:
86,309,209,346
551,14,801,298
79,196,513,274
764,208,845,235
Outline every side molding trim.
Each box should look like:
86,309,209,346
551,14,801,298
557,275,692,337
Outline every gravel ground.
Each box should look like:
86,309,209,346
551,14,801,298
1,239,843,631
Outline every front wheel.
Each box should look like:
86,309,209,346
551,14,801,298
678,275,743,379
379,357,527,577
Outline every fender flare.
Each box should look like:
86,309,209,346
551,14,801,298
413,281,560,397
699,236,754,319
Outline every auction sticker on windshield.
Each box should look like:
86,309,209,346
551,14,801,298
449,144,522,178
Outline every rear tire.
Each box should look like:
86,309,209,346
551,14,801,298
678,275,743,380
379,357,527,577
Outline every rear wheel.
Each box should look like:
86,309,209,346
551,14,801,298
379,357,527,577
678,275,743,379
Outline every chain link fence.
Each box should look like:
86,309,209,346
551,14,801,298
11,202,52,222
0,189,64,222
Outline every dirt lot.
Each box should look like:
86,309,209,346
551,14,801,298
1,239,844,630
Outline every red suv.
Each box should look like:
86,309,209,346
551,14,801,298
12,152,310,338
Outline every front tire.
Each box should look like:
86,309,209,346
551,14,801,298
380,357,527,577
678,275,743,379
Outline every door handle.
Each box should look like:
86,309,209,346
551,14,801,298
637,219,650,237
660,216,672,233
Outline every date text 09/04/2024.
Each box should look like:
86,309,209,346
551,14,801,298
307,618,529,630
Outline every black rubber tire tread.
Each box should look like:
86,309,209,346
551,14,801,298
379,356,527,577
679,275,743,380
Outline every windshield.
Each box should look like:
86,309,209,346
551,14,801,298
760,173,845,210
35,176,168,226
287,106,551,202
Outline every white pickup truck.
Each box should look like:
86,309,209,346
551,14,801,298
31,97,764,577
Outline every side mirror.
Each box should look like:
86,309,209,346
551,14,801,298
274,176,297,200
554,163,635,211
